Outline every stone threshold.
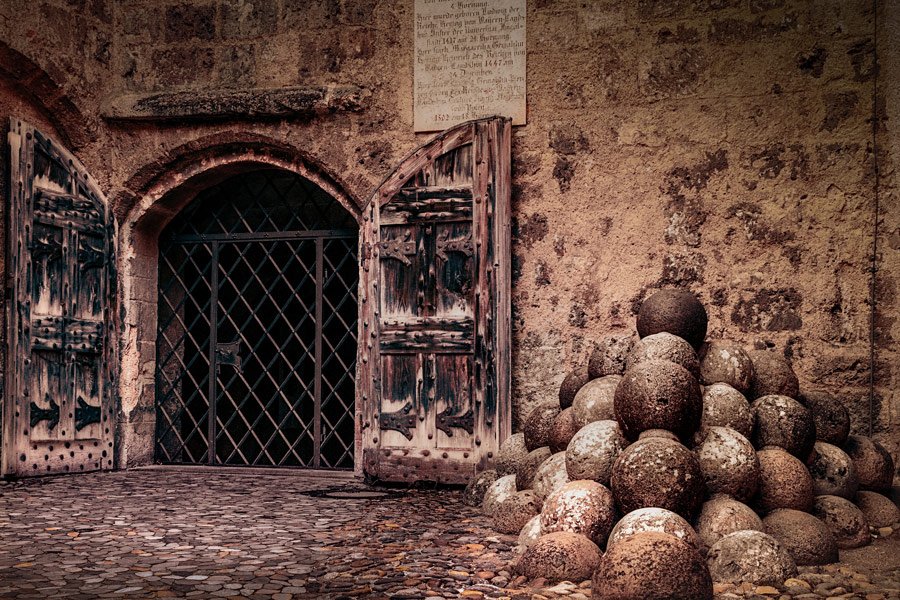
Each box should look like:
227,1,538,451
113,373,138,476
134,464,361,481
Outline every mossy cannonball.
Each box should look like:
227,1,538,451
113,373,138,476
747,350,800,400
808,441,858,499
614,360,702,442
592,532,713,600
565,420,627,484
844,435,895,491
495,433,529,476
754,447,814,514
855,491,900,528
813,495,871,549
800,390,850,446
516,446,552,490
696,383,753,442
482,474,517,517
571,375,620,428
532,451,571,502
763,508,839,566
611,437,705,520
707,530,797,586
514,531,602,582
540,480,617,546
698,341,755,394
636,289,709,350
751,395,815,460
588,333,635,378
608,507,701,551
518,514,543,549
548,407,580,453
626,332,700,378
523,402,562,452
695,494,765,551
493,489,541,534
463,469,499,506
696,426,760,502
559,366,590,410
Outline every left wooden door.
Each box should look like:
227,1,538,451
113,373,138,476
2,118,117,477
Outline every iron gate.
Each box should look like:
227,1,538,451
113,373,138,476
154,170,358,469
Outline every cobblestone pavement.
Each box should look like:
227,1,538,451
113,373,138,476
0,468,897,600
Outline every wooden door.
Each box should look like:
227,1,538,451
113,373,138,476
359,117,511,484
2,118,117,477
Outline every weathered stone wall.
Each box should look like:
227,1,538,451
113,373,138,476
0,0,896,468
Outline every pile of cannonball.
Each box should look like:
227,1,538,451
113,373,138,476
464,289,899,599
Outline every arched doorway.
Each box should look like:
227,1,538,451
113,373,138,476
153,168,358,469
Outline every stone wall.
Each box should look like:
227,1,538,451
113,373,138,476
0,0,896,467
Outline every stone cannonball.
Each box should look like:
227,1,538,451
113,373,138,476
495,433,529,476
540,480,617,546
695,383,753,443
592,532,713,600
482,474,517,517
588,333,635,378
513,531,602,582
638,429,680,441
706,530,797,586
695,494,765,551
844,435,895,491
559,366,590,410
754,447,814,514
493,489,541,534
855,491,900,528
625,332,700,378
516,446,552,490
747,350,800,400
696,426,760,502
635,288,709,350
517,514,543,549
813,495,871,549
614,359,702,442
799,390,850,446
763,508,839,566
463,469,499,507
751,395,815,460
523,402,562,452
571,375,620,428
532,451,570,502
611,437,705,520
548,407,580,453
698,341,754,394
565,420,627,485
608,507,701,551
808,441,858,499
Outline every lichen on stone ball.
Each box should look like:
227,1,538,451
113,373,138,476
571,375,620,428
607,507,701,551
625,332,700,378
754,447,815,514
707,530,797,586
495,432,529,476
799,390,851,446
843,434,895,491
513,531,602,582
532,451,570,502
696,382,753,442
613,359,702,442
698,340,754,393
522,402,561,451
763,508,839,566
635,288,709,350
750,394,815,460
482,474,517,518
695,426,760,502
746,350,800,400
565,419,627,484
808,441,858,499
695,493,765,551
540,479,617,547
547,407,580,452
515,446,552,490
813,495,871,549
588,333,635,378
558,366,590,410
854,491,900,529
462,469,499,506
492,489,541,534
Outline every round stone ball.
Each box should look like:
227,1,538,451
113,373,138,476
747,350,800,400
855,491,900,528
614,359,702,442
518,514,543,549
695,494,765,551
540,480,617,546
697,383,753,442
493,489,541,534
559,366,590,410
463,469,499,506
799,390,850,446
523,402,562,451
608,507,701,551
548,408,580,453
844,435,895,491
592,532,713,600
482,474,517,517
636,289,709,350
638,428,680,441
588,333,635,378
808,441,858,499
696,426,760,502
707,530,797,586
751,395,815,459
698,341,754,394
514,531,602,582
611,437,705,520
813,495,871,549
566,420,628,485
516,446,552,490
571,375,620,428
763,508,839,566
754,447,814,514
495,433,529,476
532,452,571,502
626,332,700,378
